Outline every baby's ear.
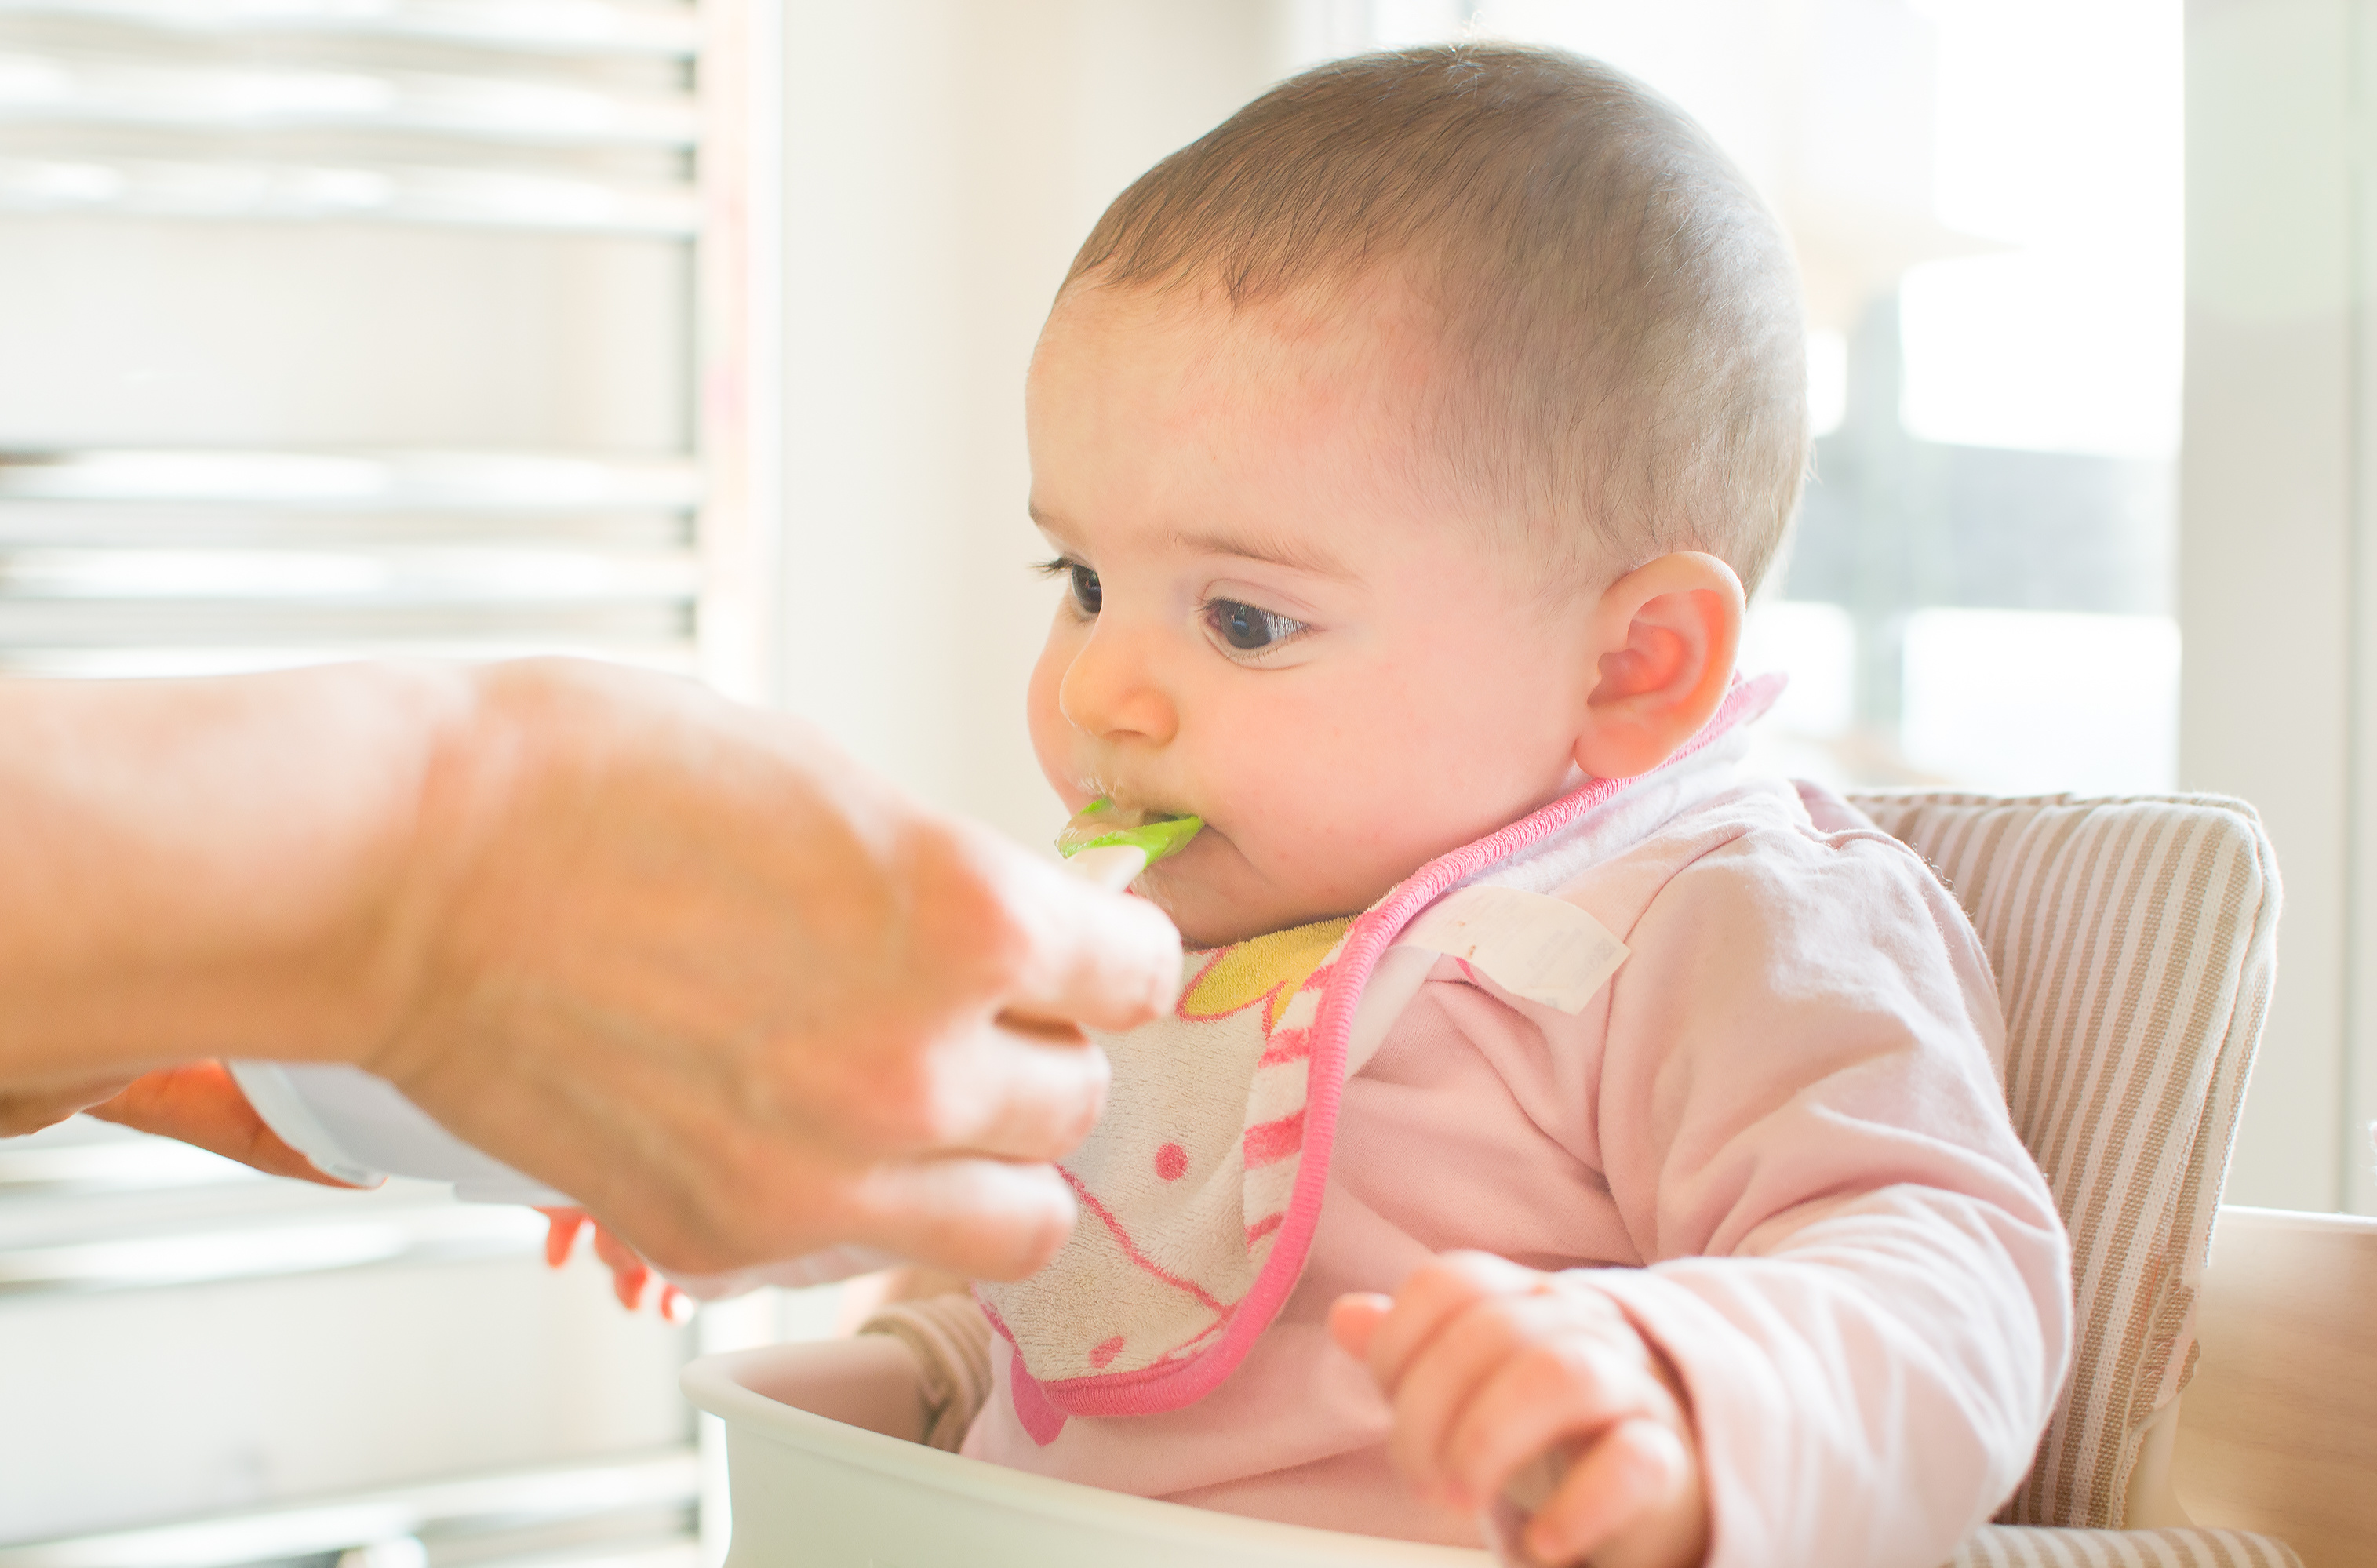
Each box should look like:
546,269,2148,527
1571,552,1744,780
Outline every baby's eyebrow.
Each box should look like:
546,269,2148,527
1027,504,1077,548
1159,525,1354,580
1029,504,1355,580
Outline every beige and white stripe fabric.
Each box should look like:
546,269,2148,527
1847,793,2283,1547
859,1293,996,1453
1944,1526,2303,1567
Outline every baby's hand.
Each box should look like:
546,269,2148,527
1329,1252,1708,1568
540,1207,693,1323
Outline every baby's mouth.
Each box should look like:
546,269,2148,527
1056,798,1206,864
1071,779,1200,831
1077,775,1177,814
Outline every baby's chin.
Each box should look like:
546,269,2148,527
1160,900,1305,951
1136,857,1372,951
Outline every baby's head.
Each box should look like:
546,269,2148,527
1025,45,1807,948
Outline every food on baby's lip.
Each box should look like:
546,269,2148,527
1055,799,1203,865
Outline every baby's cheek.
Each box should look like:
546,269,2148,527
1242,805,1399,914
1214,733,1418,900
1025,631,1085,795
1208,751,1349,874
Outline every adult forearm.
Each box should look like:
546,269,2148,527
0,662,463,1090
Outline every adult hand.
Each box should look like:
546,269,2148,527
369,660,1181,1280
0,660,1181,1282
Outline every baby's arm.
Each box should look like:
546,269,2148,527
1598,838,2069,1567
1354,832,2069,1568
1330,1252,1706,1568
857,1287,996,1450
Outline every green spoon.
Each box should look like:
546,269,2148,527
1057,800,1203,887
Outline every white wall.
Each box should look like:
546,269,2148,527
2180,0,2374,1213
772,0,1287,849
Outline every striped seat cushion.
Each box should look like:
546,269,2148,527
1847,793,2281,1533
1945,1526,2302,1567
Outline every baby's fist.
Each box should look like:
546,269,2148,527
1329,1252,1708,1568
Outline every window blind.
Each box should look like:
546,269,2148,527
0,0,774,692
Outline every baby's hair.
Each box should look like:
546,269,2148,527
1063,44,1809,593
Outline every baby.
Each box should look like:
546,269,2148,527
592,42,2073,1568
919,43,2073,1568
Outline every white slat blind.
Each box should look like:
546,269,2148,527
0,0,769,688
0,5,777,1549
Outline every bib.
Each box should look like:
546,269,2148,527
978,674,1784,1442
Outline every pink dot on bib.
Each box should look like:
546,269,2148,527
1090,1334,1126,1367
1155,1142,1188,1181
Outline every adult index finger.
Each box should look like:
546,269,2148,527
992,843,1185,1033
915,1016,1112,1164
842,1152,1083,1281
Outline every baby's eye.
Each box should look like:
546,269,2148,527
1037,556,1102,617
1204,598,1307,654
1067,562,1103,617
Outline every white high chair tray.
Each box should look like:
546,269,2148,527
682,1341,1488,1567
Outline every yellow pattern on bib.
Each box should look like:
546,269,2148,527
1178,916,1351,1034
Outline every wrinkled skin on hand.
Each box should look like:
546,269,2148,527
366,661,1183,1282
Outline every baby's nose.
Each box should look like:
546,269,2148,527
1058,628,1178,745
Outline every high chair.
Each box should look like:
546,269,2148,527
685,790,2368,1567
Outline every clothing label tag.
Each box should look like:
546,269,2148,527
1393,884,1629,1014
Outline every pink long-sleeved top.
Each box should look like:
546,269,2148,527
963,733,2075,1568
